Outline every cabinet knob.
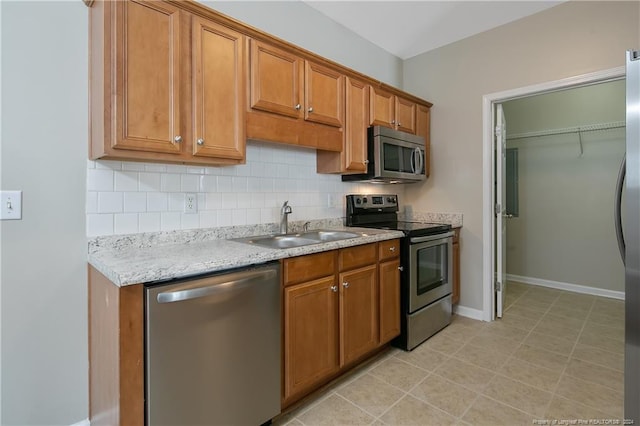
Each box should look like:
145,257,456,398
308,107,314,113
342,282,350,288
330,285,338,292
363,160,369,164
398,122,402,126
295,104,301,110
174,135,183,143
197,138,204,146
391,120,396,125
389,246,396,252
398,266,404,272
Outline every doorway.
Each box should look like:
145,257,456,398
482,66,625,321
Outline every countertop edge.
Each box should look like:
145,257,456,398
89,228,404,287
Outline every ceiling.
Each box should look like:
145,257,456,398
303,1,564,60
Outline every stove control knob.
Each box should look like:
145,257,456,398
363,197,368,204
355,197,362,205
387,197,393,203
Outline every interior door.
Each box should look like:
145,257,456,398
495,104,507,318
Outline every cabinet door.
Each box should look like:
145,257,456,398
284,276,339,401
344,77,368,172
379,258,401,344
113,0,182,154
340,265,378,366
192,17,245,160
416,104,431,177
304,61,344,128
396,97,417,134
369,86,395,128
250,40,303,119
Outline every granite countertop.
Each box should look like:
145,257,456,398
88,219,404,287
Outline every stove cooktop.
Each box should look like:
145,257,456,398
353,221,451,237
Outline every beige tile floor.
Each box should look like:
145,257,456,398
273,282,625,425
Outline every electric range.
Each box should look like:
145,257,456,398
345,194,453,351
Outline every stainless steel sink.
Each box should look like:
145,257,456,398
298,230,360,242
233,229,363,249
239,234,321,249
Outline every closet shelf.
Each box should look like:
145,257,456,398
506,121,626,140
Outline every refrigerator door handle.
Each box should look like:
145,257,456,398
615,155,626,265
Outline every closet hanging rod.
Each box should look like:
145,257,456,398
506,120,626,140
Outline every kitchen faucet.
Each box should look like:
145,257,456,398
280,201,292,234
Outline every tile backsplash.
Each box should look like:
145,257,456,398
87,141,403,236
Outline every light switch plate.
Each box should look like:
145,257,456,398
1,190,22,220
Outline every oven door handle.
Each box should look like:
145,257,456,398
410,231,455,244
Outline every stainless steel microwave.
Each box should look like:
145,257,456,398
342,126,426,184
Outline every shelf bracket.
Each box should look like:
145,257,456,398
83,0,95,7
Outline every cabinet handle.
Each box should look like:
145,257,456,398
331,285,338,292
295,104,301,110
389,246,396,252
174,135,183,143
197,138,204,146
342,282,349,288
308,107,314,113
398,266,404,272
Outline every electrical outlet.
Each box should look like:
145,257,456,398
185,193,197,214
0,190,22,220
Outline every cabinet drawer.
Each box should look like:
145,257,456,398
378,239,400,261
339,243,377,271
284,251,335,286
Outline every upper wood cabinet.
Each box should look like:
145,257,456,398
247,39,343,151
111,0,183,155
191,17,246,160
249,40,304,119
305,61,344,128
369,86,419,134
416,103,431,177
316,77,368,174
90,0,433,167
89,0,245,165
249,40,344,128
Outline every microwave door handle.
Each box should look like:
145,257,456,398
410,148,416,173
414,148,423,174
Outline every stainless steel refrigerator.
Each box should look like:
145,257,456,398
617,50,640,423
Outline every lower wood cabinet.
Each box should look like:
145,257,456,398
340,265,378,366
283,276,339,400
379,257,401,344
282,240,400,408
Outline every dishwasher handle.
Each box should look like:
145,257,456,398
157,268,277,304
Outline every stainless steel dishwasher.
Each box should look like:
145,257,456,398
145,262,281,426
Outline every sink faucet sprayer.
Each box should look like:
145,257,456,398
280,201,292,234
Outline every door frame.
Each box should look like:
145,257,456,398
481,66,625,321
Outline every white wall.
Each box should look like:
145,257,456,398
503,80,626,292
402,1,639,312
1,2,88,425
0,1,402,424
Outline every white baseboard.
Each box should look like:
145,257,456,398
453,304,485,321
506,274,625,300
70,419,89,426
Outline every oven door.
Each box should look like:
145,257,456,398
408,232,454,313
